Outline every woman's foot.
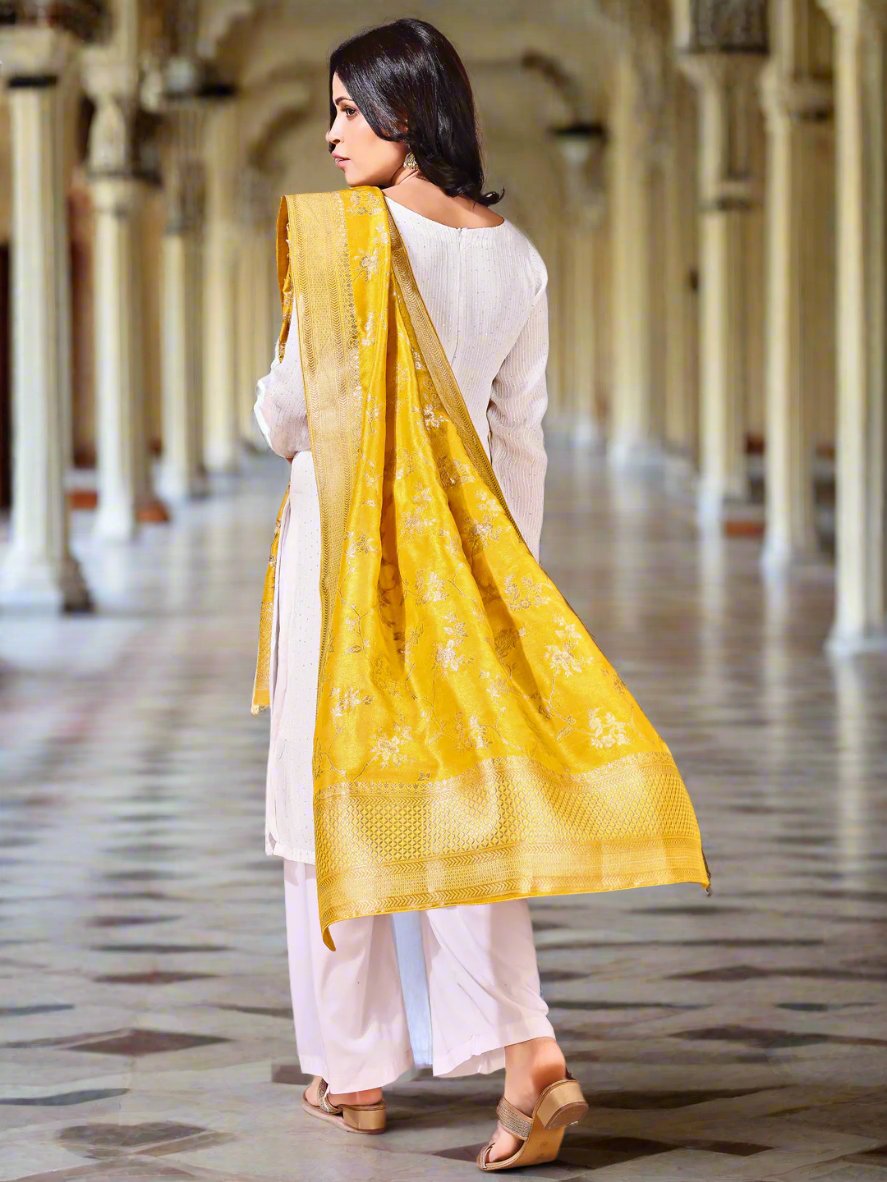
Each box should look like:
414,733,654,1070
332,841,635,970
304,1075,383,1109
483,1037,568,1164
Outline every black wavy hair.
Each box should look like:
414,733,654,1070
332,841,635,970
328,17,504,207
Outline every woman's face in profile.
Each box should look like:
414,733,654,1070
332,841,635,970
326,71,405,187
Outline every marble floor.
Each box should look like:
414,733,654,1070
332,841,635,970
1,440,886,1182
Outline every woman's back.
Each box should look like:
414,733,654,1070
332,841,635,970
255,192,550,561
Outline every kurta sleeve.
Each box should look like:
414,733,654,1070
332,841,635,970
253,298,311,461
486,257,549,563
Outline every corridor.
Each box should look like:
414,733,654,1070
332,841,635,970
1,440,886,1181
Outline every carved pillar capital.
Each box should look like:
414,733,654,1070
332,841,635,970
0,0,108,43
672,0,768,54
678,51,767,208
759,62,833,128
239,163,273,229
0,1,107,87
83,60,142,178
161,109,207,235
627,36,672,165
818,0,887,30
677,49,767,94
0,24,78,83
552,122,608,226
141,49,234,233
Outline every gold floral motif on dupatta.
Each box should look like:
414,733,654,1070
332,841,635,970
253,186,711,950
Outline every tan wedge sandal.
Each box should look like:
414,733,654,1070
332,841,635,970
301,1076,387,1134
476,1071,588,1171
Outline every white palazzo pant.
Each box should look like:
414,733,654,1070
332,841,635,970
282,858,557,1094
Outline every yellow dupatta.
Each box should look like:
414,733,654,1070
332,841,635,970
253,186,711,950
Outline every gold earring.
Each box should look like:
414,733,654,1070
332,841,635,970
404,149,418,171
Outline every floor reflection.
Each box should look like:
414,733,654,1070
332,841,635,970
1,440,885,1181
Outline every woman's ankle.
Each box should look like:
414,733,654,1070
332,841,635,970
483,1038,568,1164
503,1036,566,1103
306,1077,383,1106
329,1086,383,1105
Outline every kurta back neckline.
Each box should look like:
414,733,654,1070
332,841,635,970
382,192,508,234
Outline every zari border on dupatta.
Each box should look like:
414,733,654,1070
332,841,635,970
283,192,364,686
250,192,364,714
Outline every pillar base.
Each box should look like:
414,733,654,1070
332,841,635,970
571,415,606,450
94,501,139,543
157,468,209,502
0,553,92,614
68,487,98,511
608,435,666,471
203,441,242,475
542,410,576,438
695,479,761,532
663,449,697,493
825,624,887,656
137,496,171,525
760,535,824,577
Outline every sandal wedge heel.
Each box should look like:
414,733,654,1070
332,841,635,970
476,1071,588,1171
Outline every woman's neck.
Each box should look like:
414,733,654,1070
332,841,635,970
379,175,504,230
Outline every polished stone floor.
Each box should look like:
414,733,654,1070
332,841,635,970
1,439,886,1182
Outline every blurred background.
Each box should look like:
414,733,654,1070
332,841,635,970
0,0,865,624
1,2,886,1180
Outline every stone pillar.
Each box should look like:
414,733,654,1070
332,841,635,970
592,208,614,443
157,110,207,501
237,167,275,447
84,39,161,540
678,50,767,526
131,160,169,524
542,218,570,433
202,92,242,473
566,226,599,446
91,175,144,539
237,229,270,448
0,26,91,611
818,0,887,650
553,124,607,449
648,151,670,462
662,65,700,487
138,182,166,487
608,52,662,469
760,3,834,573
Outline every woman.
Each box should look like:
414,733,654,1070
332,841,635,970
252,17,709,1172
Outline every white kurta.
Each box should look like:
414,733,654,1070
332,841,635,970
254,194,550,866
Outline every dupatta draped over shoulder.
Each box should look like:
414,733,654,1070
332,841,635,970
252,186,711,950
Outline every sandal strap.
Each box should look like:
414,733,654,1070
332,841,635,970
317,1078,343,1115
496,1095,533,1140
478,1137,496,1169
